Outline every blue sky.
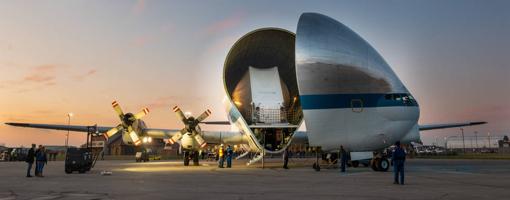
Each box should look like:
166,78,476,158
0,0,509,146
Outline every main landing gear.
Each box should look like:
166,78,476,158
370,156,390,172
183,150,200,166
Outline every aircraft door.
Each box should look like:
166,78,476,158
351,99,363,113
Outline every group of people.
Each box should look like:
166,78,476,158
26,144,48,177
338,141,406,185
217,144,234,168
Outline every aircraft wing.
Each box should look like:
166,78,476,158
200,121,231,125
5,122,181,138
5,122,113,133
144,128,181,138
5,122,246,145
418,121,487,131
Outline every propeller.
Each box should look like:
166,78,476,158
168,106,210,148
104,101,149,146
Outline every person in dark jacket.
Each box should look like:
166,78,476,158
34,145,42,176
25,144,36,177
340,146,348,172
392,141,406,185
226,145,233,168
35,146,48,177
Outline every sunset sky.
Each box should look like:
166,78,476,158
1,0,509,147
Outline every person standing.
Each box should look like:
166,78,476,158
35,146,48,177
34,145,42,176
25,144,36,177
282,148,289,169
392,141,406,185
226,145,233,168
218,144,225,168
340,146,348,173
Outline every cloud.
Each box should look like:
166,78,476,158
205,12,244,35
132,0,146,15
23,65,58,83
0,64,62,93
132,35,152,47
145,96,178,110
74,69,97,81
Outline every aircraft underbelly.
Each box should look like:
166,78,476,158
304,106,418,151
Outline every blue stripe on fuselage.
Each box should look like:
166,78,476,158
300,93,418,110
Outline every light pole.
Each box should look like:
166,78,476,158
444,137,448,150
487,132,491,149
66,113,73,148
474,131,478,150
460,128,465,153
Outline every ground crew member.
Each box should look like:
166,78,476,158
218,144,225,168
34,145,42,176
282,148,289,169
340,145,348,172
226,145,233,168
25,144,36,177
35,146,48,177
392,141,406,185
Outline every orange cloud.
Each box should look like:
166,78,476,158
23,65,58,83
205,12,244,35
0,64,63,93
144,96,178,110
74,69,97,81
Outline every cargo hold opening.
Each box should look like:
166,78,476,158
223,28,303,151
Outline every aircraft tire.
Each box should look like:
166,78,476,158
183,151,190,166
377,158,390,172
370,158,380,171
192,151,199,166
313,163,320,171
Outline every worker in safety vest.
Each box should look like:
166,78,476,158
218,144,225,168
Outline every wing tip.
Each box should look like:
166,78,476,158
470,121,487,126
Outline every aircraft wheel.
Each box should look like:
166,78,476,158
370,158,379,171
313,163,321,171
377,158,390,172
351,161,359,168
183,151,190,166
192,151,199,166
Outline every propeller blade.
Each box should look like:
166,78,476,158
193,130,207,148
133,108,150,120
104,124,124,140
196,109,212,122
112,101,124,120
168,128,186,144
129,130,141,146
172,106,187,124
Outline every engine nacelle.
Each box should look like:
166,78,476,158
122,119,147,145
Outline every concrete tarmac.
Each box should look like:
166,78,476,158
1,159,509,200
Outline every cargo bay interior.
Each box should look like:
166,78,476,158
224,28,303,151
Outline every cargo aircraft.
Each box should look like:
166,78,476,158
6,13,486,170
